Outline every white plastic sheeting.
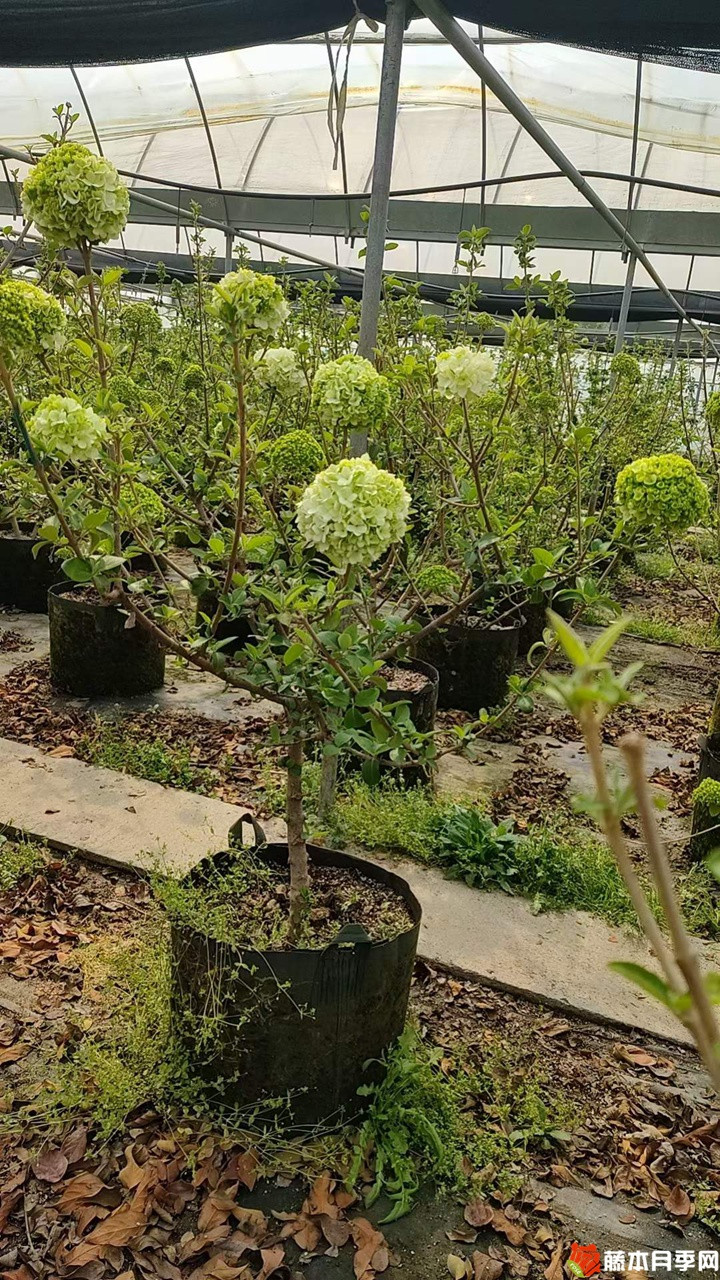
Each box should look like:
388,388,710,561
3,22,720,291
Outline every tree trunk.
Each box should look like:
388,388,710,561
318,752,338,822
287,736,310,944
709,683,720,752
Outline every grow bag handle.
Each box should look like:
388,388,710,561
228,812,267,849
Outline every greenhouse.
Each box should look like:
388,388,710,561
3,2,720,1276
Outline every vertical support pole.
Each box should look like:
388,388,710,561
225,231,234,273
669,317,683,378
614,253,636,355
356,0,406,453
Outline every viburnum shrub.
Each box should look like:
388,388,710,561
615,454,709,533
255,346,305,397
434,346,494,399
0,279,65,362
28,395,108,463
209,269,288,340
22,142,130,248
297,455,410,568
267,430,323,484
311,355,390,435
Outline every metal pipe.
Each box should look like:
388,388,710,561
614,253,637,354
415,0,718,356
0,141,364,284
357,0,407,399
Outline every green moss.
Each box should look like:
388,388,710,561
0,835,48,892
77,720,216,793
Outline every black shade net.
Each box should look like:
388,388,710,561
2,0,720,70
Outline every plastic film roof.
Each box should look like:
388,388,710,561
3,23,720,301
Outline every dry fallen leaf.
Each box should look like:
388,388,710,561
665,1185,693,1218
447,1256,472,1280
472,1252,504,1280
464,1198,494,1229
33,1147,69,1184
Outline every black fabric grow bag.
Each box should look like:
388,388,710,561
170,839,421,1127
0,528,63,614
195,586,255,652
414,612,522,712
48,583,165,697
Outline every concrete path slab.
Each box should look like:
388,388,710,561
372,852,720,1047
0,735,282,875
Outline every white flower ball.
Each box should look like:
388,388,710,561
254,346,305,397
28,395,109,463
435,346,495,400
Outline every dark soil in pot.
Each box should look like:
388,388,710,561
414,609,522,712
0,526,64,614
170,841,421,1127
195,587,255,652
48,583,165,697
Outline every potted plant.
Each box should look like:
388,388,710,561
106,269,432,1121
8,135,170,695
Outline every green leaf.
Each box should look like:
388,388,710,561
706,848,720,883
62,557,93,584
355,688,379,707
546,610,589,667
608,962,674,1009
705,972,720,1005
588,617,630,663
73,338,94,359
283,643,304,667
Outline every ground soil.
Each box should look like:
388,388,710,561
1,849,719,1279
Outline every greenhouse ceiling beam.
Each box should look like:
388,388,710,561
5,178,720,256
417,0,717,354
357,0,407,434
0,142,365,285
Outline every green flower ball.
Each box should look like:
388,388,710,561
209,269,288,340
181,363,206,393
615,454,709,534
119,481,167,530
22,142,130,248
0,278,65,361
108,372,142,413
611,351,642,385
297,454,410,569
267,430,324,484
415,564,462,601
311,355,390,433
119,301,163,348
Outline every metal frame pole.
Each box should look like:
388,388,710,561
614,253,637,355
416,0,717,356
357,0,407,437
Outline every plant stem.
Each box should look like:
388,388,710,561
621,733,720,1090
